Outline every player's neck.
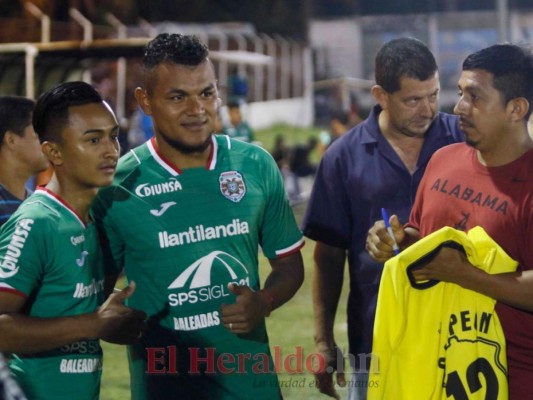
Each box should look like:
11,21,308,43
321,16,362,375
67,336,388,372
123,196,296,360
156,138,212,170
477,129,533,167
379,113,425,174
174,153,210,169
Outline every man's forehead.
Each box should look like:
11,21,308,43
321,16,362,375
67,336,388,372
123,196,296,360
458,69,493,85
396,73,440,95
146,61,216,90
66,102,116,124
399,71,439,86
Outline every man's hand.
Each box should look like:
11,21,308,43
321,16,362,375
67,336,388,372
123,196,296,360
366,214,405,262
220,283,272,334
96,281,147,344
411,246,470,284
314,342,345,399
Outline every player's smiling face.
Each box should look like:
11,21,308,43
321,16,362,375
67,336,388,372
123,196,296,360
137,60,219,154
55,102,120,189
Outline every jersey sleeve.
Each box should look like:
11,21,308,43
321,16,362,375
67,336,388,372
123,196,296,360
258,152,303,259
0,213,47,297
92,188,125,276
301,149,352,248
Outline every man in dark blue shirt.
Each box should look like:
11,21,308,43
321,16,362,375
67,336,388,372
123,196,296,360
302,37,464,400
0,96,48,228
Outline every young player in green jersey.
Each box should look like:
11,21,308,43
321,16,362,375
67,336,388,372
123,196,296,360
93,33,305,399
0,81,147,400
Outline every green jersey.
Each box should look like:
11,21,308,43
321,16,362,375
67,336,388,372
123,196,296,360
0,188,104,400
222,121,255,143
93,135,303,400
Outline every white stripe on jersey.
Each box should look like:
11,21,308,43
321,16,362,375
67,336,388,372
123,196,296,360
34,189,86,228
147,140,179,176
208,136,218,170
146,136,219,172
129,148,142,165
224,134,231,149
23,200,60,217
275,238,305,257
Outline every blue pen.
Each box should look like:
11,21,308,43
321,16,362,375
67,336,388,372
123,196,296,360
381,208,400,255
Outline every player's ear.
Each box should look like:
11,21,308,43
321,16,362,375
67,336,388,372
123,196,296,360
371,85,388,110
135,87,152,116
506,97,529,122
1,130,17,148
41,141,63,166
217,97,223,109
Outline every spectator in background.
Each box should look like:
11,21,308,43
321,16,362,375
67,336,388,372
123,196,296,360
0,95,35,400
330,111,350,143
271,133,290,170
348,93,364,127
288,137,318,202
223,101,256,143
0,96,48,228
290,136,318,178
227,65,248,106
127,106,154,149
319,110,350,155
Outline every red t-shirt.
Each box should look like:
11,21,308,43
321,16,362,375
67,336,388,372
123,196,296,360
408,143,533,398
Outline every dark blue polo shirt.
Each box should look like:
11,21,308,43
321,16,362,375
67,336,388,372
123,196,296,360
0,185,26,229
302,105,464,365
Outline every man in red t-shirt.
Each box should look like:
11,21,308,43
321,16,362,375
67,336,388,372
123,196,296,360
367,43,533,399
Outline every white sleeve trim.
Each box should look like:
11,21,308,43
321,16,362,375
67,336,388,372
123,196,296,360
275,237,305,257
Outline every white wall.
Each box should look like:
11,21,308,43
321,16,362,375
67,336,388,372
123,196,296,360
309,18,363,79
246,97,313,129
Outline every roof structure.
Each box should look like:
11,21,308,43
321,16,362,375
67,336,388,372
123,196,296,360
0,37,273,119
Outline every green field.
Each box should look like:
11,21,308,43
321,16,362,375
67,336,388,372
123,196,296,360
100,125,351,399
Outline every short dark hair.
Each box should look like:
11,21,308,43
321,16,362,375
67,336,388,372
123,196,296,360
330,110,349,126
142,33,210,94
33,81,103,143
0,96,35,148
462,43,533,119
226,101,240,110
375,37,438,93
143,33,209,70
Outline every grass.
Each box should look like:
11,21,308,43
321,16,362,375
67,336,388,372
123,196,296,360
254,123,323,148
100,125,350,399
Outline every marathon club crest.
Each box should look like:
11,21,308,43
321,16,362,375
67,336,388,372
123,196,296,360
219,171,246,203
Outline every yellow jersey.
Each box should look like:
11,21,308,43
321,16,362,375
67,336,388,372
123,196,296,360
368,226,517,400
